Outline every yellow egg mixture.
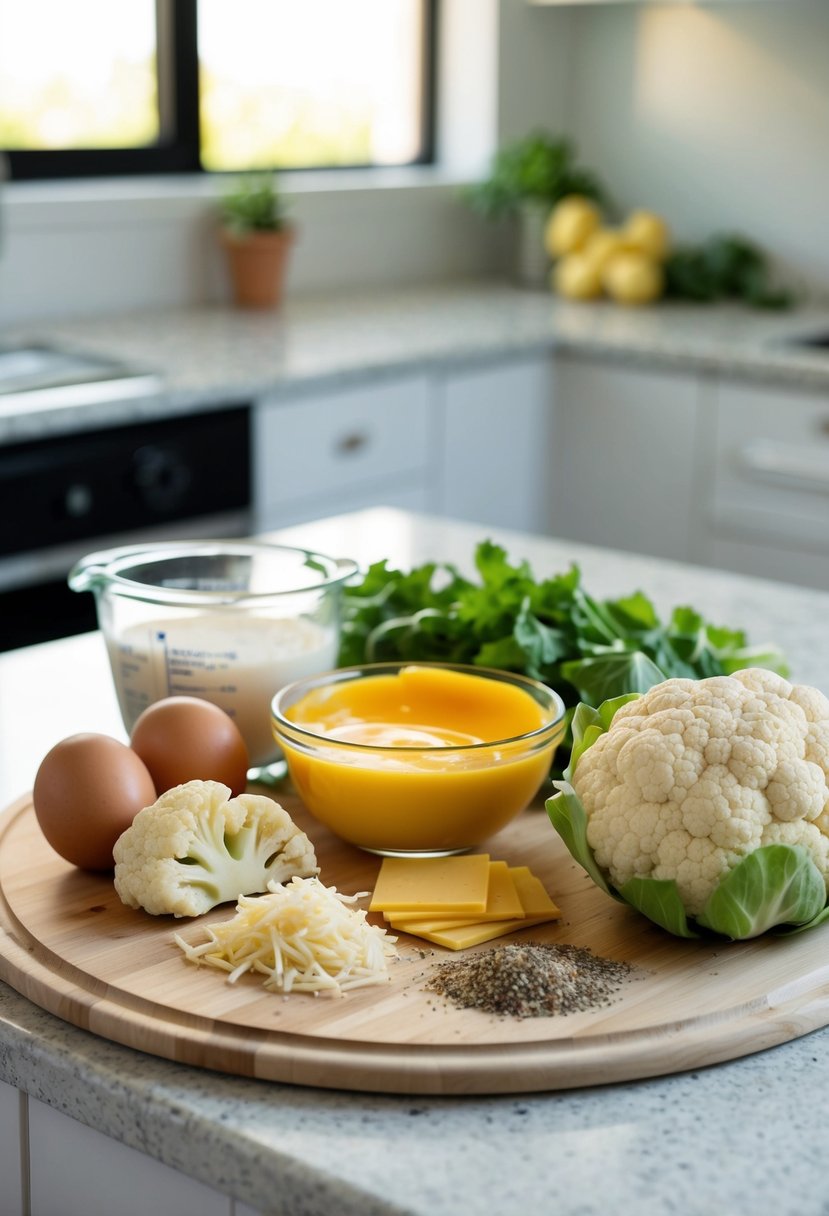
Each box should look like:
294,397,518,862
280,665,562,853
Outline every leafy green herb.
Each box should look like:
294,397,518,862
561,652,668,706
339,540,788,773
462,131,607,220
220,172,289,235
665,233,793,309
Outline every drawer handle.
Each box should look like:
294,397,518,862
335,431,370,456
738,438,829,494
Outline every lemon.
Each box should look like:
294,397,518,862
552,252,604,301
544,195,602,259
581,228,634,275
602,251,664,305
623,210,671,262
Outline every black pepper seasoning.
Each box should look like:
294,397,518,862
424,942,632,1019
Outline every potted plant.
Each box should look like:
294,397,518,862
218,173,296,310
463,132,607,286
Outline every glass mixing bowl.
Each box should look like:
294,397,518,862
69,539,357,770
272,662,567,856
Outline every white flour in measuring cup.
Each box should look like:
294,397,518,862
106,613,338,767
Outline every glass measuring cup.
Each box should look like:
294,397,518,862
69,539,357,772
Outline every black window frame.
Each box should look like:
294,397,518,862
4,0,436,182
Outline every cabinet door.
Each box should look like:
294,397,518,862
254,375,436,531
706,378,829,590
551,355,702,561
0,1080,23,1216
439,354,555,533
28,1097,232,1216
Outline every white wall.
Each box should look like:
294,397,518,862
567,0,829,300
497,1,576,142
0,172,501,325
0,0,518,327
2,0,828,325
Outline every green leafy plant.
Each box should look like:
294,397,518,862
219,172,289,235
664,233,793,309
547,689,829,941
462,131,607,220
338,541,788,775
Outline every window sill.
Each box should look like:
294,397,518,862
3,165,477,231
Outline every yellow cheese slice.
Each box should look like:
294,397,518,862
387,863,561,950
368,853,491,914
387,861,524,929
393,912,560,951
508,866,561,917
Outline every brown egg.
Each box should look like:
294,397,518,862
33,733,157,871
129,696,250,796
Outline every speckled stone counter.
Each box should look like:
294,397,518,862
4,280,829,443
4,974,829,1216
2,509,829,1216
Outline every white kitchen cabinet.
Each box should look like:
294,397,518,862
549,354,704,562
702,377,829,592
437,353,555,533
253,374,438,531
251,348,829,589
0,1079,23,1216
253,357,556,540
28,1097,243,1216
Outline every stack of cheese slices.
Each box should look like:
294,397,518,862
369,854,560,950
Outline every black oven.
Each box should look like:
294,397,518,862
1,405,252,651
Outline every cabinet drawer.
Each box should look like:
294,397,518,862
711,380,829,552
254,376,434,514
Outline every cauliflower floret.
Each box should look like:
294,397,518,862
654,832,737,913
805,722,829,771
681,766,766,845
588,790,682,883
766,759,826,821
728,733,778,788
615,726,697,803
573,671,829,916
731,667,792,699
113,779,318,917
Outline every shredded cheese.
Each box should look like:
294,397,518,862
174,875,398,996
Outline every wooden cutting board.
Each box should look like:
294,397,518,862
2,788,829,1096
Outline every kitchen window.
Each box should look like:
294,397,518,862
0,0,435,180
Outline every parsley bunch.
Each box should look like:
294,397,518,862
338,541,788,776
462,132,607,220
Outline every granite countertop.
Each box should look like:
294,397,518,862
3,508,829,1216
3,280,829,443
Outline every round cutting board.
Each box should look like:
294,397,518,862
2,790,829,1095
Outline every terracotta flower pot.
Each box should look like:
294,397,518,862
220,226,296,310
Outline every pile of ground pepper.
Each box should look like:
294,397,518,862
424,942,632,1019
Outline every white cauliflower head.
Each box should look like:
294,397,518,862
113,779,318,917
574,669,829,916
